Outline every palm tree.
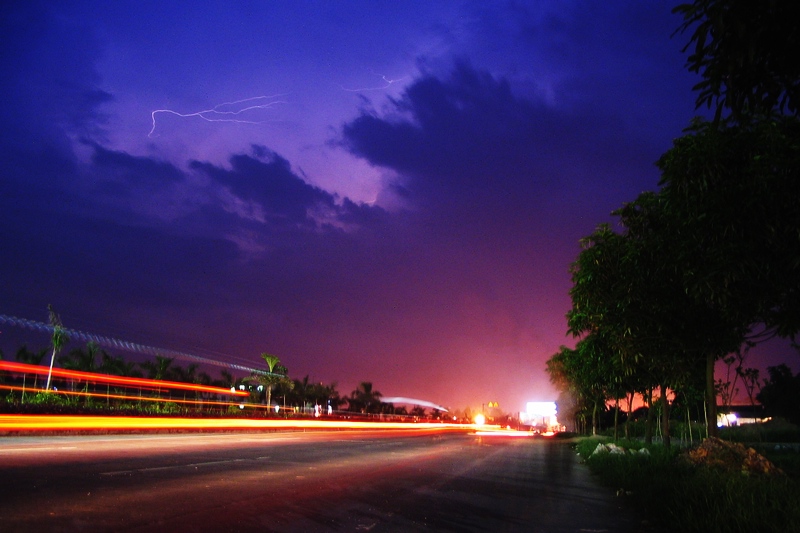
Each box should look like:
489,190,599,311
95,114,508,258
97,351,138,406
246,353,287,407
59,341,101,395
410,406,426,418
99,352,140,377
348,381,382,414
60,342,100,371
139,355,176,380
45,305,69,391
139,355,176,399
292,375,312,413
262,353,280,374
171,363,199,384
323,382,343,412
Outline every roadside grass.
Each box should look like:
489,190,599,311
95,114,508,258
576,437,800,533
758,447,800,478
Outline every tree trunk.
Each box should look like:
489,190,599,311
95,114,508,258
613,397,620,441
705,352,718,438
45,346,57,391
660,383,671,448
592,400,598,436
645,388,655,445
624,391,633,440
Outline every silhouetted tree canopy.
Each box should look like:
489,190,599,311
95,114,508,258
674,0,800,122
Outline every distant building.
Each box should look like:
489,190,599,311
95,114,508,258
717,404,769,427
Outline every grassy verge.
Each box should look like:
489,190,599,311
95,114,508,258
576,437,800,533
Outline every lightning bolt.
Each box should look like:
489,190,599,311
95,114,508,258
149,95,287,137
339,71,408,92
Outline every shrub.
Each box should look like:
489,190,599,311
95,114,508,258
576,437,800,533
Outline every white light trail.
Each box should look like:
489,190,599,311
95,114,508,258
382,397,449,412
148,95,287,137
0,314,267,375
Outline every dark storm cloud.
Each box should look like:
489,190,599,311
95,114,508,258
90,143,185,190
343,63,543,194
341,62,648,234
191,148,343,229
0,1,112,149
3,0,733,409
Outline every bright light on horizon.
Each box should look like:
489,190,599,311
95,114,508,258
526,402,557,417
521,401,560,430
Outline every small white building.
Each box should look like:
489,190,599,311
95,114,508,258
717,404,769,427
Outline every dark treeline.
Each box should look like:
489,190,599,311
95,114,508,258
1,343,449,419
548,0,800,445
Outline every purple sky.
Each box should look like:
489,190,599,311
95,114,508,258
1,1,794,412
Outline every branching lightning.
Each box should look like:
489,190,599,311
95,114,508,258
148,94,287,137
339,71,408,92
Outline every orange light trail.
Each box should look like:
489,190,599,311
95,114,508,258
0,415,487,432
0,361,249,397
0,384,255,410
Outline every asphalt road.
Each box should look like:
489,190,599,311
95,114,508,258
0,429,655,532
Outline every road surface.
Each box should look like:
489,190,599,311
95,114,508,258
0,429,655,532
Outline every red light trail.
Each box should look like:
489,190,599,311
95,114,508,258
0,361,249,397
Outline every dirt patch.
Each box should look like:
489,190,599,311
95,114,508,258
685,437,784,477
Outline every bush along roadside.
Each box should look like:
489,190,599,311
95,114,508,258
575,437,800,533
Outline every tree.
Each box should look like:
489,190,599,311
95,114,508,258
60,342,101,373
45,305,68,391
410,405,426,418
566,222,668,438
737,366,761,410
756,364,800,425
348,382,382,414
673,0,800,122
320,382,342,412
99,352,141,377
246,353,288,408
568,192,748,442
170,363,199,384
657,118,800,343
291,375,313,413
59,341,103,396
637,3,800,435
139,356,176,380
546,339,618,436
15,345,48,392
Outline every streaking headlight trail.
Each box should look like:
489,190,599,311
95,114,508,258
381,397,448,412
0,314,268,375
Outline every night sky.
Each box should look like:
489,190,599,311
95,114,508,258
1,1,794,412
